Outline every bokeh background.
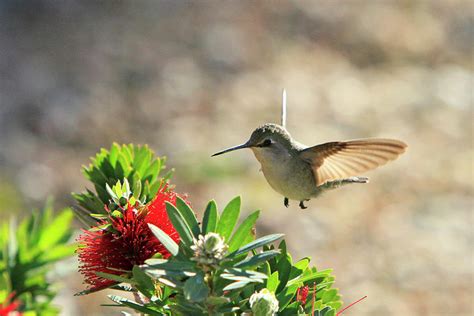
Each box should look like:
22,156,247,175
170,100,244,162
0,1,472,315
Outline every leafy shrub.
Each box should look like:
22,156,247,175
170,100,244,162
0,203,75,315
73,144,345,315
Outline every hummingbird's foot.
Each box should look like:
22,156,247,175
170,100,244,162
299,200,308,209
284,197,289,208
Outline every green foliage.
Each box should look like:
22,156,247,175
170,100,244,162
72,143,172,226
263,242,342,315
0,203,75,315
101,196,342,315
72,144,344,315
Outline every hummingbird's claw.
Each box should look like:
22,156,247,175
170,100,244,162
299,200,308,209
284,197,289,208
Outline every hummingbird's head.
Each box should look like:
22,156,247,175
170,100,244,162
248,123,292,148
211,123,293,157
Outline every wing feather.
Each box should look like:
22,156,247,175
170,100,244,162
299,138,407,186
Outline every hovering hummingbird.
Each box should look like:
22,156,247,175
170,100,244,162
212,91,407,209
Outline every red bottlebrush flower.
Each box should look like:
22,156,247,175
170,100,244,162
296,285,309,305
0,293,21,316
77,186,182,291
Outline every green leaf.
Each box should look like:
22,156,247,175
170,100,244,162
289,257,310,280
202,200,218,233
206,296,230,306
144,266,196,279
40,244,75,262
280,303,300,316
175,197,200,238
221,268,268,280
37,208,73,249
241,283,256,300
322,289,337,302
222,280,250,291
228,210,259,253
148,224,179,256
73,144,171,222
220,269,267,282
143,160,160,183
108,295,163,316
235,250,281,269
132,266,155,299
133,146,153,176
277,283,299,311
165,202,193,246
266,271,279,292
216,196,241,241
276,253,292,293
132,175,142,199
278,239,287,257
287,269,333,286
144,259,195,271
314,307,335,316
183,274,209,303
233,234,284,257
109,143,120,167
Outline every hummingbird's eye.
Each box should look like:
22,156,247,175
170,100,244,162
260,139,272,147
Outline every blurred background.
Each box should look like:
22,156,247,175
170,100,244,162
0,1,472,315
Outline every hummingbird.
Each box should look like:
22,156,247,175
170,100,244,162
212,92,407,209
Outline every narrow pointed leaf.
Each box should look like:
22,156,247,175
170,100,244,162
148,224,179,256
108,295,163,316
109,143,120,166
277,283,299,311
287,269,333,286
175,197,200,237
222,280,250,291
202,200,218,233
132,266,155,299
37,208,74,248
233,234,284,257
228,210,259,252
277,253,292,292
106,183,117,200
165,202,193,246
235,250,280,269
216,196,241,240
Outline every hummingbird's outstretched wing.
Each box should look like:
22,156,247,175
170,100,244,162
299,139,407,186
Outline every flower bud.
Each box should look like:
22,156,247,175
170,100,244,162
111,210,123,218
191,233,228,268
119,197,128,206
108,202,118,211
249,288,279,316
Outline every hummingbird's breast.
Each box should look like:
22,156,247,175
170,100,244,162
251,146,316,201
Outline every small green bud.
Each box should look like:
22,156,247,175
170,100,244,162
191,233,228,268
108,202,118,211
249,289,279,316
203,233,223,253
119,197,128,206
111,210,123,218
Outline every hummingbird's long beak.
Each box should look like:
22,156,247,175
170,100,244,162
211,142,251,157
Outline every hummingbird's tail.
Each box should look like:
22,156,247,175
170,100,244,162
346,176,369,184
319,176,369,190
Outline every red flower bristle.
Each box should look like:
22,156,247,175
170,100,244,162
0,292,21,316
77,186,181,290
